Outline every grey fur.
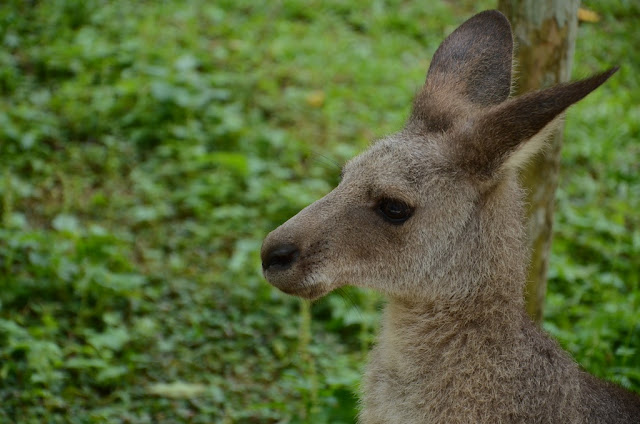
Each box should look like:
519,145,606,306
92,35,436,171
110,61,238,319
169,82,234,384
261,10,638,423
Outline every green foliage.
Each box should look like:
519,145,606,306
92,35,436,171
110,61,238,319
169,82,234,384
0,0,637,422
544,0,640,392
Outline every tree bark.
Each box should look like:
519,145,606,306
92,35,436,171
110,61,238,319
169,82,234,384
497,0,580,323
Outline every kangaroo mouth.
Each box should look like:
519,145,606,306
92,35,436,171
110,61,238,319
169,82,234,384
262,263,327,300
275,279,327,300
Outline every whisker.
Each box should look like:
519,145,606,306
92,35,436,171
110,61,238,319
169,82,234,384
310,150,342,172
336,287,363,321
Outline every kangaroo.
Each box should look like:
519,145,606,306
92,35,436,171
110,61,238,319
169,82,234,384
261,10,640,423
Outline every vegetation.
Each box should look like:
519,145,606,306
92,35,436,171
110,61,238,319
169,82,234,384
0,0,637,422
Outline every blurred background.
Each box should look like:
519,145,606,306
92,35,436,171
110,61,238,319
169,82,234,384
0,0,638,423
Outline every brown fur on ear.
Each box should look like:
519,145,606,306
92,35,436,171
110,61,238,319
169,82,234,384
452,67,619,179
409,10,513,133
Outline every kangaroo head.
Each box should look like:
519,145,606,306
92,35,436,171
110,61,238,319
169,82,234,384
261,10,616,303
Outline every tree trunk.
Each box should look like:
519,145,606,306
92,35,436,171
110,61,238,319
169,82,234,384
497,0,580,323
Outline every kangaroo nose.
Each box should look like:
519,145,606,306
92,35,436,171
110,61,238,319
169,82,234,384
262,243,300,271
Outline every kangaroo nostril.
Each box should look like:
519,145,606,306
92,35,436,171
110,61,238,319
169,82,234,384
263,243,300,271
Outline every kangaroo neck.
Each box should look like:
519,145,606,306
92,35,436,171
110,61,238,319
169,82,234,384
378,291,525,373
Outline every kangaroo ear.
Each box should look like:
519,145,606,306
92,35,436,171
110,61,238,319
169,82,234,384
409,10,513,132
453,68,619,179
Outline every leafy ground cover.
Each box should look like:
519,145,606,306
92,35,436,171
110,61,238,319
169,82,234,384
0,0,638,422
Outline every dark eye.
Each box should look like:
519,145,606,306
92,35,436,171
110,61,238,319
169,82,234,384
378,199,413,224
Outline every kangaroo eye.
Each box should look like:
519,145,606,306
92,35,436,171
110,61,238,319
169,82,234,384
378,199,413,224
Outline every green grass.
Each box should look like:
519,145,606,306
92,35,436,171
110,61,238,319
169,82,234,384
0,0,637,422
